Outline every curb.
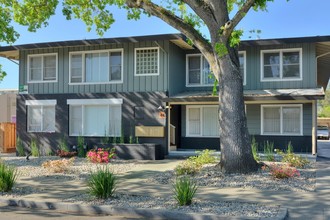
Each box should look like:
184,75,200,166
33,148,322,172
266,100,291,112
0,198,287,220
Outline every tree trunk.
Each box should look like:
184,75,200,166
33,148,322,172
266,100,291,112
217,53,258,173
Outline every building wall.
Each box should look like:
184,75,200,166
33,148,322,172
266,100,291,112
0,92,17,123
19,40,171,94
16,92,168,155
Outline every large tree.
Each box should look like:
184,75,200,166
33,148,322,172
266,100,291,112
0,0,274,173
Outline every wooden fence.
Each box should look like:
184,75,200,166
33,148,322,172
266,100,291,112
0,123,16,153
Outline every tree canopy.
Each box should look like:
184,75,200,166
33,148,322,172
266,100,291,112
0,0,276,173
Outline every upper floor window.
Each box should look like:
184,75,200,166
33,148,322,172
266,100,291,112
186,54,213,86
261,104,303,136
28,54,57,83
239,51,246,85
135,47,159,76
261,48,302,81
26,100,56,133
69,49,123,84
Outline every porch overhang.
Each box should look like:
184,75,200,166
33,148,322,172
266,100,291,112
163,88,325,103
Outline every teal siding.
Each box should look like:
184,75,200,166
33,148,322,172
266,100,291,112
20,40,170,94
168,43,186,96
242,43,317,90
246,103,312,136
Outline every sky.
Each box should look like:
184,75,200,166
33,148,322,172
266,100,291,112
1,0,330,89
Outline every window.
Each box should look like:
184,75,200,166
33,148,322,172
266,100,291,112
67,99,122,136
239,51,246,85
135,47,159,76
28,54,57,83
261,49,302,81
261,105,303,135
186,54,213,86
69,49,123,84
186,106,219,137
26,100,56,132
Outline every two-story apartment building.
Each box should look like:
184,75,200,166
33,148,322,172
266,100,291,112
0,33,328,157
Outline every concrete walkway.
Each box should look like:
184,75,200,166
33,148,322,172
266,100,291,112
2,151,330,219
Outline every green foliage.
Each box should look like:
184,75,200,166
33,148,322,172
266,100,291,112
192,149,217,165
120,130,125,144
16,137,25,157
173,176,198,206
251,136,260,161
112,136,118,144
59,136,69,152
30,138,39,157
77,135,85,158
88,166,117,199
135,136,139,144
0,163,18,192
319,90,330,117
215,42,228,58
263,141,274,161
129,136,134,144
262,164,300,179
287,142,294,154
229,29,243,48
0,68,7,83
275,143,310,168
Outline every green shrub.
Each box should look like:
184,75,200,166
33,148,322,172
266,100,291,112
263,141,274,161
59,136,69,152
287,141,294,154
192,149,217,165
173,176,198,206
0,163,18,192
16,137,25,157
88,167,117,199
175,160,201,176
77,135,85,158
30,139,39,157
251,136,260,161
276,144,310,168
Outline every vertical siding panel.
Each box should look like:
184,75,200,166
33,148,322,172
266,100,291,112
128,43,134,92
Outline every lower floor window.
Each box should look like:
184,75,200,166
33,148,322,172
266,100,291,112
68,99,122,136
26,100,56,132
261,104,302,135
186,105,219,137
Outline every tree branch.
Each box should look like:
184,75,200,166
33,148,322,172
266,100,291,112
126,0,216,68
222,0,255,38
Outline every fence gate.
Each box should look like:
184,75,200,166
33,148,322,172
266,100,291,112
0,123,16,153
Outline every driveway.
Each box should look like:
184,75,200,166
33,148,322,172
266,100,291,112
317,139,330,159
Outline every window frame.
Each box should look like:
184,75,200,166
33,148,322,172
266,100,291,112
260,104,303,136
67,98,123,137
134,47,160,76
69,49,124,85
239,51,247,86
27,53,58,83
26,100,56,133
186,54,212,87
260,48,302,82
186,105,219,137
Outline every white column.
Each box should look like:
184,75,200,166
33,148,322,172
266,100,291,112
312,100,317,155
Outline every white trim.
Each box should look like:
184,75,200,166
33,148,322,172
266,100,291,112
25,100,57,106
239,51,247,86
134,47,160,76
186,54,215,87
260,104,303,136
260,48,303,82
69,48,124,84
186,105,219,137
27,53,58,83
67,98,123,105
27,104,56,133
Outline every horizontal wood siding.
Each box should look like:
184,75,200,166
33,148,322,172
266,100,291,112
20,41,170,94
242,43,317,90
246,103,312,136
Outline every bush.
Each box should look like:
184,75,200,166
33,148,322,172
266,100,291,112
251,136,260,161
192,149,217,165
175,160,201,176
0,163,18,192
16,137,25,157
59,136,69,152
88,167,117,199
87,148,116,163
42,158,75,173
276,148,310,168
263,164,300,179
30,139,39,157
173,176,198,206
77,135,85,158
263,141,275,161
57,150,77,158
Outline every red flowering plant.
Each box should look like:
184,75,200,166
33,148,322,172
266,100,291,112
87,147,116,163
262,164,300,179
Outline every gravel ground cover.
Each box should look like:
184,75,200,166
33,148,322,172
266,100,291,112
0,156,312,218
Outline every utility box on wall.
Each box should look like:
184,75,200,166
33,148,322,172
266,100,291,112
135,126,165,137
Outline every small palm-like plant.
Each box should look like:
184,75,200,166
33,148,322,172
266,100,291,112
173,176,198,206
0,163,18,192
88,166,117,199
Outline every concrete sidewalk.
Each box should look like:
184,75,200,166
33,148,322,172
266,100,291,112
2,157,330,219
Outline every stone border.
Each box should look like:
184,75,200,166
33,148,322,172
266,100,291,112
0,198,287,220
